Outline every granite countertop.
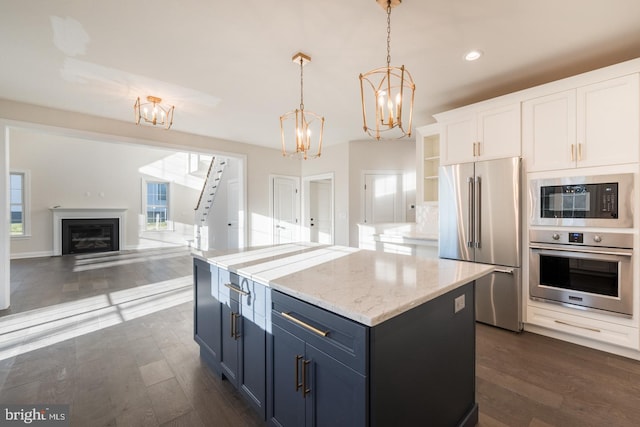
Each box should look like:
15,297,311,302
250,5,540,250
193,245,493,327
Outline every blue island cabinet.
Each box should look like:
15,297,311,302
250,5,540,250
218,269,268,419
268,291,367,427
267,284,478,427
193,258,221,372
194,259,479,427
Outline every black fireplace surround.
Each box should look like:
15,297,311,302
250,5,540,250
62,218,119,255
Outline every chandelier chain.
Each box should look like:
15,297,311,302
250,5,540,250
386,0,391,67
299,57,305,111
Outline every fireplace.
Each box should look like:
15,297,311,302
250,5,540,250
51,208,127,256
62,218,119,255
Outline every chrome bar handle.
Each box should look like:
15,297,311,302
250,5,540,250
281,312,329,337
493,268,514,275
224,282,250,296
475,176,481,248
467,177,474,248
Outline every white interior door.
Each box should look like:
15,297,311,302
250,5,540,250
364,173,404,224
227,178,240,249
273,176,299,244
309,180,332,244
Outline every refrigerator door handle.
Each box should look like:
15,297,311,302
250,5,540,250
467,177,474,248
475,176,481,248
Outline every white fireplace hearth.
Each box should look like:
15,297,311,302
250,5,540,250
51,208,127,256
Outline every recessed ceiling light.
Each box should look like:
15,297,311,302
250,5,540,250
464,50,483,61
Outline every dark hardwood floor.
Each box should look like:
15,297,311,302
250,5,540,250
1,248,640,426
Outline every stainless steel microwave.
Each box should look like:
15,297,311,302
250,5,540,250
529,174,634,228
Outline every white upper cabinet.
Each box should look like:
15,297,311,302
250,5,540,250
439,103,521,165
522,90,576,171
523,74,640,172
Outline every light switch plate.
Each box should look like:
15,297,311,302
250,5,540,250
454,294,465,313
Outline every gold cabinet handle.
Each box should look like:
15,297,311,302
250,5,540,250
578,143,582,161
570,144,575,161
295,355,303,392
224,282,249,296
281,312,329,337
302,359,311,397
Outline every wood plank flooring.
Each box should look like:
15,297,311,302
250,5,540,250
2,248,640,426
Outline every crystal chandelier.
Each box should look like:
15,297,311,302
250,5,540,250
134,96,175,130
280,52,325,160
359,0,415,140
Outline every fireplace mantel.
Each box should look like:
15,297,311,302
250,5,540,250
51,208,127,256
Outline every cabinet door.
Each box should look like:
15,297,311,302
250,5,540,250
193,259,221,363
577,74,640,168
305,344,366,427
220,297,240,385
270,323,306,427
440,114,475,165
476,103,521,161
239,278,267,418
522,90,577,172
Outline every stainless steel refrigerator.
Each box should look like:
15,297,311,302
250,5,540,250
439,157,522,332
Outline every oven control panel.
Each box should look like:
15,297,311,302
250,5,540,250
567,232,583,244
529,230,633,249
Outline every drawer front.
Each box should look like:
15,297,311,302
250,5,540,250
272,290,368,374
528,304,640,350
239,276,267,318
218,268,231,303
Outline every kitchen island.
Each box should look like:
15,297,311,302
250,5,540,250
192,244,494,427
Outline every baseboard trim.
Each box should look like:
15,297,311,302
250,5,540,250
10,251,53,260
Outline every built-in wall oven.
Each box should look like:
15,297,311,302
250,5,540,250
529,230,634,316
529,173,635,316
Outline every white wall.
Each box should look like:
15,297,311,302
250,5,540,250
205,156,243,250
300,143,350,246
0,124,9,309
301,139,417,247
348,139,417,247
9,128,206,256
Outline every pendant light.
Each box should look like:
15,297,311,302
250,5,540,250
359,0,415,140
134,96,175,130
280,52,325,160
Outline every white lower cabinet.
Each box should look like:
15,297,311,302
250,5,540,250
527,304,639,350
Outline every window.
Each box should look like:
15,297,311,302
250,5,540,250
145,181,170,231
188,153,213,174
10,171,28,236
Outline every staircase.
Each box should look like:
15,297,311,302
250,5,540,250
193,156,227,249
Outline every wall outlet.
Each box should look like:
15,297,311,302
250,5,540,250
454,294,465,313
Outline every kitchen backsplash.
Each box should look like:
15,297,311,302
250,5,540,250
416,203,439,234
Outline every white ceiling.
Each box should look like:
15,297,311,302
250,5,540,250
1,0,640,148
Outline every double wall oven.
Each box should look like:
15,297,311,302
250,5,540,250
529,174,635,317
